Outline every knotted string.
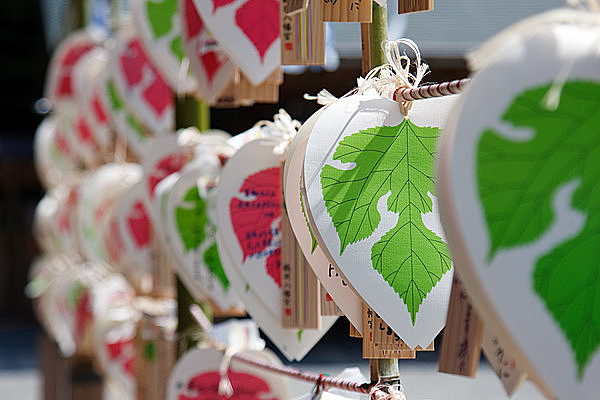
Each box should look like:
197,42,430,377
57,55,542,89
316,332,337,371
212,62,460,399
253,109,302,155
369,383,407,400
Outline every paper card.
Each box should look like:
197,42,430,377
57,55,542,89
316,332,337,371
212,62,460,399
102,181,155,294
93,274,137,399
320,0,372,23
303,93,457,350
194,0,282,86
33,116,80,189
163,159,244,311
139,134,192,225
77,163,143,263
281,0,325,66
131,0,197,93
60,108,104,168
72,48,114,155
180,0,237,104
284,107,364,334
167,348,289,400
109,22,175,136
44,30,98,111
33,185,80,256
217,230,338,361
436,17,600,399
217,139,285,318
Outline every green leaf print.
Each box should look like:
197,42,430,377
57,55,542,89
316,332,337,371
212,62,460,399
175,187,207,251
321,120,451,325
477,80,600,378
203,242,229,290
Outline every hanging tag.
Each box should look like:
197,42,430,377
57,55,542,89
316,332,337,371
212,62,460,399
349,323,362,338
360,23,371,75
438,274,484,377
321,0,373,23
320,286,344,316
282,202,322,329
281,0,326,65
212,79,240,109
235,68,282,104
362,304,416,359
397,0,433,14
284,0,309,15
482,329,527,396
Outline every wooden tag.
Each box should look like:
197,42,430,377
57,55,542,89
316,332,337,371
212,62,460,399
321,0,372,23
320,286,344,316
438,274,484,377
235,68,282,104
482,329,527,396
349,322,362,338
284,0,309,15
397,0,433,14
281,0,326,65
362,304,416,359
281,203,322,329
360,23,371,75
212,80,241,108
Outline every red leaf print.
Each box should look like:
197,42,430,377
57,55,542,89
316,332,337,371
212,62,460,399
127,200,151,248
200,51,223,85
91,92,109,124
142,76,172,118
229,167,281,287
266,247,281,287
75,116,94,145
55,43,95,98
235,0,280,62
179,371,277,400
148,154,187,198
120,40,146,86
104,218,125,264
184,0,204,39
75,291,92,341
55,130,72,157
212,0,236,14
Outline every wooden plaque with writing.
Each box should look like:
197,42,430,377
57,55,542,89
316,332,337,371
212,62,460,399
235,68,282,104
281,0,325,65
320,286,344,316
438,274,484,377
321,0,372,23
362,304,417,359
482,329,528,396
284,0,309,15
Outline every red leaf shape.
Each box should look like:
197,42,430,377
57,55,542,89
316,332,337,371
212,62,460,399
184,0,204,39
91,92,109,124
235,0,280,62
106,340,125,358
212,0,236,14
55,130,72,157
179,371,277,400
200,51,224,85
104,218,125,264
229,167,281,287
120,39,147,86
126,200,151,248
148,154,187,197
142,75,172,117
75,291,92,340
55,43,94,98
75,116,94,145
266,247,281,287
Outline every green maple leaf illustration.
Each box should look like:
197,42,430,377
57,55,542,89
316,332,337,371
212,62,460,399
147,0,177,39
175,187,207,251
203,243,229,290
477,80,600,379
321,120,451,325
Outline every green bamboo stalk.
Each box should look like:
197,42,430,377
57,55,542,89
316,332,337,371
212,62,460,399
367,1,401,388
369,2,389,69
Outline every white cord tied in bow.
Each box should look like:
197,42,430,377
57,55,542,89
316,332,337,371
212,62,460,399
303,89,339,106
253,109,302,155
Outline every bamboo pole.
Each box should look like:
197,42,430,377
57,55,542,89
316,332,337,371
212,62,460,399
365,2,401,388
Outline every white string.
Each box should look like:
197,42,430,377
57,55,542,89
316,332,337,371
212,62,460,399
253,109,302,155
303,89,338,105
369,383,407,400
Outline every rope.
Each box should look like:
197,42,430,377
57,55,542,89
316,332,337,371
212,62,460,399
393,78,470,102
189,305,405,399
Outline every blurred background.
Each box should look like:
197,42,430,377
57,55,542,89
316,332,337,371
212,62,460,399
0,0,563,398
